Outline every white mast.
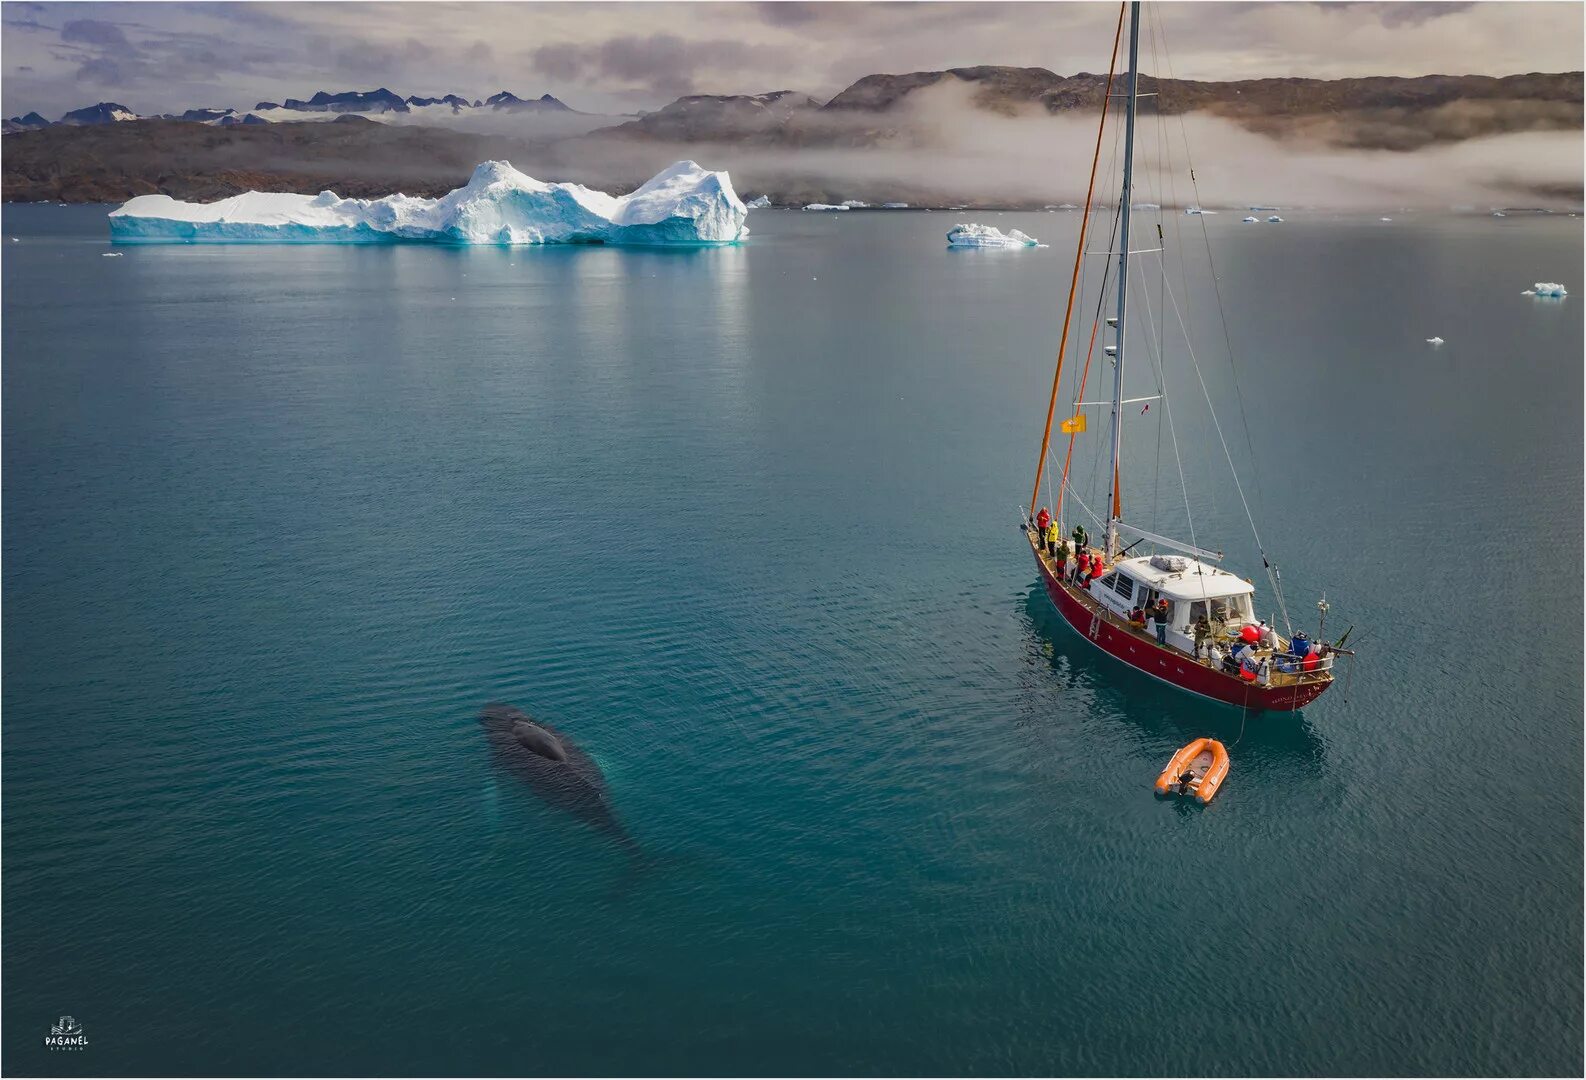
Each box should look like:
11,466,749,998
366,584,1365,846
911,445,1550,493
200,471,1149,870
1105,0,1141,562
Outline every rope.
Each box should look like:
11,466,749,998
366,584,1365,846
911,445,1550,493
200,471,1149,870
1028,2,1127,519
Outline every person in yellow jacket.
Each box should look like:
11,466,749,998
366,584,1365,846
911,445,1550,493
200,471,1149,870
1044,520,1061,557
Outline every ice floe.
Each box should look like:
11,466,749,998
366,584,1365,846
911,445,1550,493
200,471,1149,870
803,203,849,211
1266,215,1284,223
882,202,910,209
946,223,1041,248
108,160,748,245
1524,282,1568,297
1425,336,1444,346
1242,216,1260,223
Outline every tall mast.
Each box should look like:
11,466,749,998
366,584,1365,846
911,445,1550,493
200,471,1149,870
1105,0,1141,562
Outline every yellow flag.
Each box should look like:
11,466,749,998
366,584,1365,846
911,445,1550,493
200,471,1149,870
1059,413,1087,434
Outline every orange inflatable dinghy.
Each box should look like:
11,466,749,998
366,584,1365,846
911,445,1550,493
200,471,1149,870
1154,738,1230,804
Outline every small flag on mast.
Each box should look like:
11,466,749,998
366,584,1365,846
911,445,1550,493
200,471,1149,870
1059,414,1086,434
1140,402,1151,415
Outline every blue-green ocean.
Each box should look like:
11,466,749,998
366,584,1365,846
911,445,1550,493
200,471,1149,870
3,203,1581,1076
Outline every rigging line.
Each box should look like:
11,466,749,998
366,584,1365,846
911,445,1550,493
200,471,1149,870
1028,0,1127,522
1158,264,1288,619
1058,177,1124,530
1060,205,1121,531
1136,251,1202,582
1155,11,1273,535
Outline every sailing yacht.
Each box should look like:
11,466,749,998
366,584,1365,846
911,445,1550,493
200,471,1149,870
1023,1,1344,712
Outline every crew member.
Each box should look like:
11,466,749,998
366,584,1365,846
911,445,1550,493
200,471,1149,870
1193,614,1211,660
1177,768,1197,796
1045,519,1061,557
1154,598,1171,645
1035,506,1051,536
1074,549,1090,585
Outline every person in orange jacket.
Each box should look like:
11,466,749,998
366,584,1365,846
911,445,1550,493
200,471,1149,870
1073,549,1090,585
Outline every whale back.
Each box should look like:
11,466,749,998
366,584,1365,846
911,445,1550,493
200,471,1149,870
512,720,568,762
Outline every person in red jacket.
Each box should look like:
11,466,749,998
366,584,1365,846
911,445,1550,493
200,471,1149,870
1034,506,1051,537
1074,549,1090,586
1089,557,1106,587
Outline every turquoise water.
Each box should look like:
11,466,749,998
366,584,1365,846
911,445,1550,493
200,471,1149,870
3,204,1581,1076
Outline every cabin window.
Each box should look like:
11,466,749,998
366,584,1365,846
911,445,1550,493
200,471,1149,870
1105,573,1134,600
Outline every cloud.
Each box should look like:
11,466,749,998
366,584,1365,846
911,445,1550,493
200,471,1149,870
60,18,130,47
529,32,796,99
1,1,1580,119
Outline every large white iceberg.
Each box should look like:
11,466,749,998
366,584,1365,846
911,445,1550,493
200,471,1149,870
946,223,1040,248
1525,282,1568,297
108,160,748,246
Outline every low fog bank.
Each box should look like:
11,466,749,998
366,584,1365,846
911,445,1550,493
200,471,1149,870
544,82,1584,210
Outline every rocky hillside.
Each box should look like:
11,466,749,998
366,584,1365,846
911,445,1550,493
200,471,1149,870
613,67,1583,152
0,119,533,203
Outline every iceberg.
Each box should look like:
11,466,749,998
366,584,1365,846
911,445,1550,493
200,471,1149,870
946,223,1040,248
881,202,910,209
840,200,870,209
1527,282,1568,297
803,203,849,211
108,160,748,246
1242,216,1260,223
1426,336,1444,346
1266,215,1284,223
746,195,771,209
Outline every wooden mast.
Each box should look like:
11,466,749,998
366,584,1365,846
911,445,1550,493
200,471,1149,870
1026,2,1127,525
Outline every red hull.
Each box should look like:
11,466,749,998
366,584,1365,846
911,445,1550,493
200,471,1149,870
1031,541,1330,712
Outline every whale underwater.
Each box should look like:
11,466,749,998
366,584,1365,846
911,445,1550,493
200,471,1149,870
478,703,641,861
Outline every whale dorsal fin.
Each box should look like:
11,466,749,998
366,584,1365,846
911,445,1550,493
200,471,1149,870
512,720,568,763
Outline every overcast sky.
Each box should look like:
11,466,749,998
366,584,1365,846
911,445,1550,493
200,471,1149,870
3,1,1582,118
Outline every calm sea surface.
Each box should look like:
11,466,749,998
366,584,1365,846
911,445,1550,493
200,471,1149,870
3,203,1581,1076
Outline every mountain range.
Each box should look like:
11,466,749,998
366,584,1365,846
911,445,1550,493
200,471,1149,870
3,68,1580,205
2,88,578,132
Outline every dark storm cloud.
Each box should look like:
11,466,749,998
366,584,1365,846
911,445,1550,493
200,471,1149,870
530,32,795,98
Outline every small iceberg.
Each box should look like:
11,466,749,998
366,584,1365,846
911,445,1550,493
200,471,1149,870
881,202,910,209
1266,215,1284,223
803,203,849,211
1380,216,1393,222
746,195,771,209
1184,207,1217,215
1426,336,1444,346
109,160,748,246
840,200,870,209
1492,211,1507,217
946,223,1040,248
1242,216,1260,223
101,252,123,257
1525,282,1568,297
